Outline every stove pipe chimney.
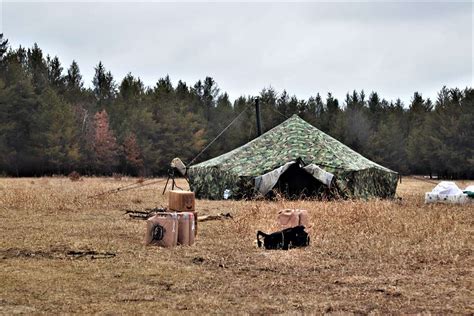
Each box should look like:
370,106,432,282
255,97,262,136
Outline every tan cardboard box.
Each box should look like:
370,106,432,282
168,190,195,212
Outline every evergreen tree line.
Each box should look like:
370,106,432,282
0,35,472,178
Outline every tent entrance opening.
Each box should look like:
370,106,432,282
273,163,323,199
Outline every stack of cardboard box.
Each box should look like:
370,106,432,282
144,190,197,247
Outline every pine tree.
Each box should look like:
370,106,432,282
27,43,48,92
321,93,340,136
231,96,255,145
288,96,299,115
301,93,325,129
371,101,409,173
0,78,39,175
341,90,371,153
277,90,290,117
424,87,473,178
93,110,119,174
367,91,384,131
119,73,144,100
93,62,116,102
459,88,474,178
0,34,9,74
33,88,80,173
0,34,8,60
207,92,234,157
406,92,433,175
202,76,219,122
2,46,28,86
46,55,65,90
122,133,143,175
66,60,83,90
259,87,281,130
408,92,432,125
0,79,11,171
203,77,219,106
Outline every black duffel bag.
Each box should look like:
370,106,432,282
257,225,310,250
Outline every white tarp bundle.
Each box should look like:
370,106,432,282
425,181,474,205
254,161,334,196
430,181,463,195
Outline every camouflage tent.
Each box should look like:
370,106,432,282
188,115,398,200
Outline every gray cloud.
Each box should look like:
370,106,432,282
1,1,472,105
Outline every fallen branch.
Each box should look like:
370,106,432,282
124,207,167,220
66,250,116,259
198,213,233,222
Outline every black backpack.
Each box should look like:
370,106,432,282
257,226,310,250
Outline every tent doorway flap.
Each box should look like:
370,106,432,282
255,161,334,196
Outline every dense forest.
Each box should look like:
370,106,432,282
0,34,472,178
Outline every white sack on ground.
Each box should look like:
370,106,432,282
430,181,463,195
425,181,473,205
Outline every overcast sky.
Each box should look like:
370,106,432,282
1,1,472,105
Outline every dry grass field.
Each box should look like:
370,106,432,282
0,177,473,314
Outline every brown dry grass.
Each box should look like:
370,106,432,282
0,177,472,314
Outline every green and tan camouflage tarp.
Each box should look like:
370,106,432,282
188,115,398,200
